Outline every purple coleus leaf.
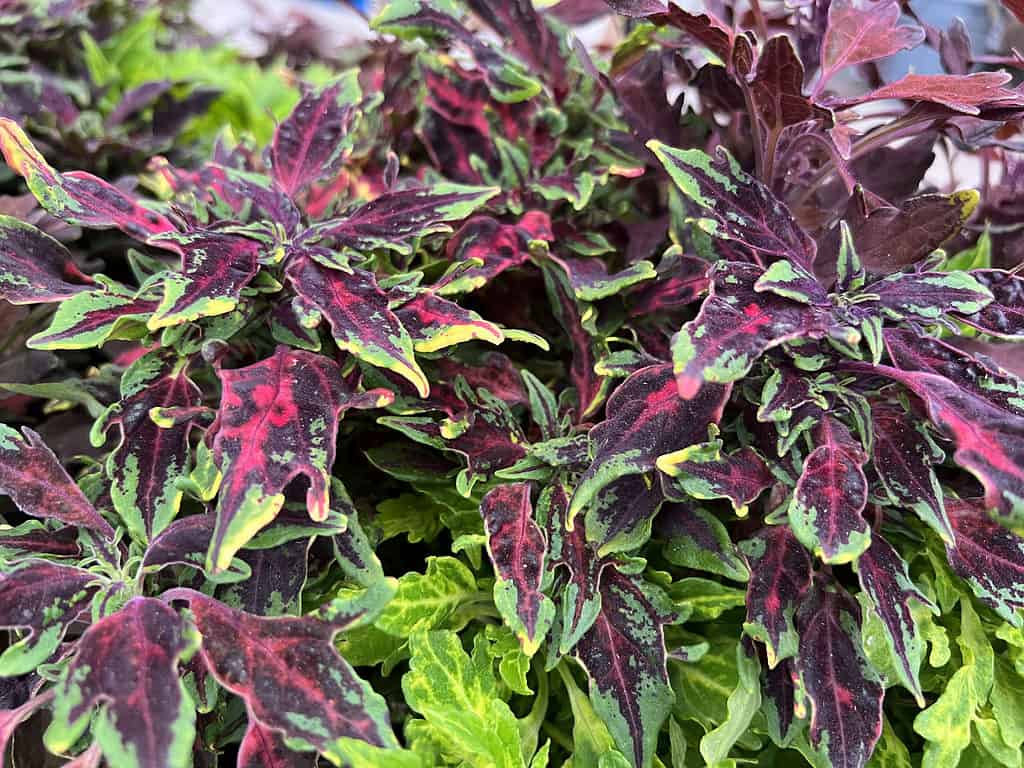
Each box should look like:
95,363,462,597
44,597,198,768
480,483,555,655
602,0,667,16
813,0,925,98
569,363,729,545
394,290,503,353
627,251,709,316
649,4,734,62
573,564,676,768
794,578,884,768
145,229,263,329
585,473,664,554
648,142,817,271
839,71,1024,115
741,525,813,667
164,589,401,762
238,720,313,768
671,262,832,399
220,538,312,617
207,346,392,573
0,118,176,240
0,560,97,676
440,211,553,295
954,269,1024,339
270,73,360,199
0,521,80,560
301,184,498,257
945,500,1024,627
25,287,159,351
858,269,992,322
788,416,872,564
142,514,225,577
870,401,952,543
655,503,749,582
0,424,114,538
285,255,430,396
657,438,772,517
92,352,203,542
854,534,935,705
0,215,93,303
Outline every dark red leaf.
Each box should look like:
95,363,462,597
0,425,114,538
649,5,734,62
842,72,1024,115
238,720,314,768
627,252,709,316
795,579,883,768
859,269,992,322
655,503,748,582
0,215,93,304
441,212,553,295
142,514,218,575
658,441,773,517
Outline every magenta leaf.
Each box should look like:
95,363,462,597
285,255,429,396
842,71,1024,115
945,503,1024,627
955,269,1024,339
648,143,817,270
92,352,202,542
569,363,729,540
870,402,952,543
788,417,871,564
0,215,92,304
854,535,934,705
794,578,884,768
166,589,401,762
815,0,925,96
270,74,360,198
480,483,555,654
238,720,314,768
302,184,498,257
0,560,97,675
658,439,772,517
671,263,831,399
573,564,675,768
44,598,198,768
207,346,392,572
146,229,263,329
741,525,813,667
0,424,114,538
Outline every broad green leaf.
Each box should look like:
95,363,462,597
375,556,482,636
699,644,761,764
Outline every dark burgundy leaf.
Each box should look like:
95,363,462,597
0,215,93,304
656,503,748,582
0,425,114,538
741,525,813,667
586,472,664,553
238,720,314,768
859,269,992,322
955,269,1024,339
795,579,883,768
142,514,218,575
45,598,196,768
0,522,80,559
658,441,773,517
650,5,734,62
394,291,503,353
627,251,709,316
220,538,311,616
440,212,553,295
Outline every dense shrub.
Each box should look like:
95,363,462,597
1,1,1024,767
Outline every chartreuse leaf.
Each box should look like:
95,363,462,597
480,484,555,655
403,630,525,768
699,642,761,764
556,663,630,766
44,598,198,768
375,556,483,637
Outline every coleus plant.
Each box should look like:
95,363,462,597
1,0,1024,767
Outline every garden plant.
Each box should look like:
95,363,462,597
2,0,1024,766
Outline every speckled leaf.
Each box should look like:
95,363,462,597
0,118,175,239
286,255,429,396
656,503,748,581
794,579,884,768
788,417,871,564
871,402,951,543
27,289,158,350
480,483,554,655
93,353,202,542
238,720,314,768
855,535,934,705
860,270,992,322
556,256,656,302
672,262,830,398
741,525,813,667
955,269,1024,339
0,424,114,537
44,598,197,768
440,212,552,295
395,291,503,353
648,142,817,270
207,346,392,572
303,184,498,256
141,514,228,576
0,560,96,675
146,230,262,329
573,564,675,768
658,440,772,516
945,504,1024,627
570,363,728,528
585,473,664,554
220,538,311,616
402,629,524,768
270,73,360,198
761,655,799,746
755,259,829,305
165,589,400,762
0,215,92,303
817,0,924,94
